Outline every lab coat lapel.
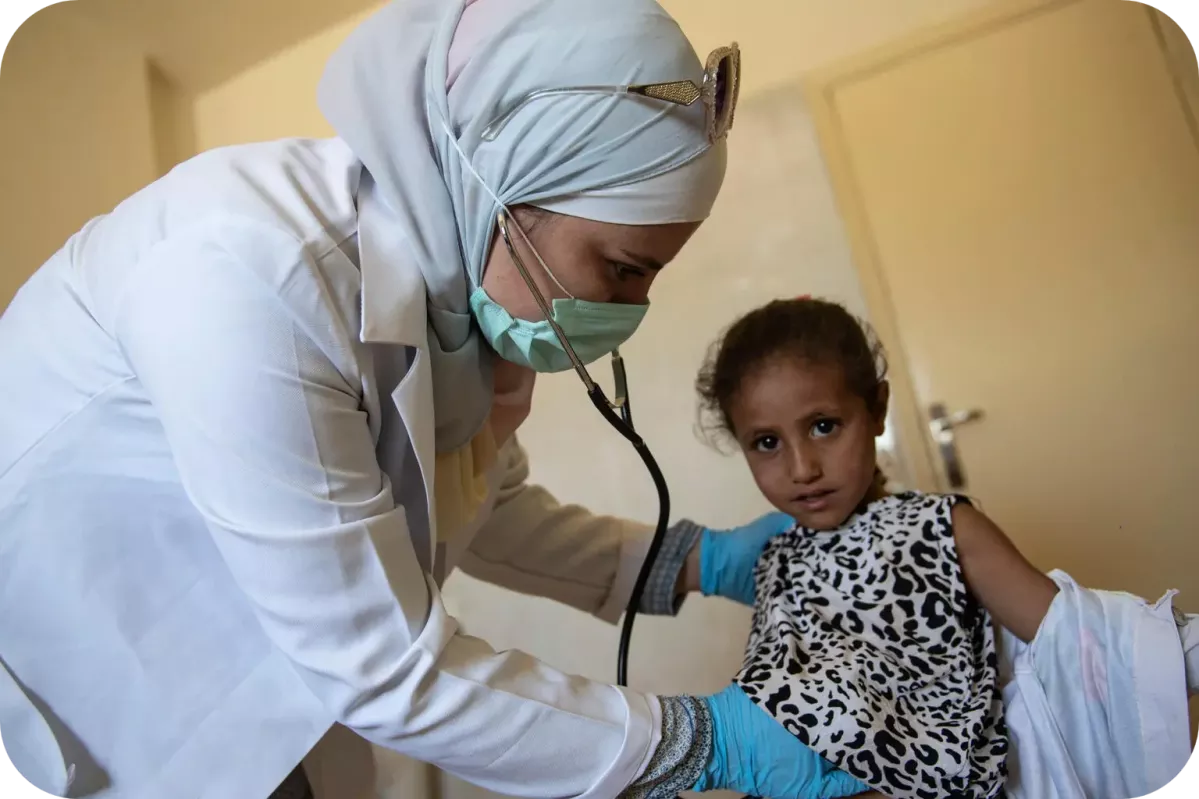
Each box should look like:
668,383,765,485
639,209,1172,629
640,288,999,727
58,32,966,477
358,171,438,566
357,170,427,348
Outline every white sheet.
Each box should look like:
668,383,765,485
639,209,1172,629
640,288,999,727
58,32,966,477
1001,572,1195,799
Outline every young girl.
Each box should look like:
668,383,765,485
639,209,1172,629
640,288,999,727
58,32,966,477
695,298,1060,799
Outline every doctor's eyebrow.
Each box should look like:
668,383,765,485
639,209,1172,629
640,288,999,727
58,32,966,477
618,249,665,271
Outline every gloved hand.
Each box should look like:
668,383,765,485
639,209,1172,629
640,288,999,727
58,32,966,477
699,512,794,605
694,684,869,798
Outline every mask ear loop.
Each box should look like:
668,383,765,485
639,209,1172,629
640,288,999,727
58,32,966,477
494,211,595,389
440,120,574,298
440,120,594,388
503,215,575,299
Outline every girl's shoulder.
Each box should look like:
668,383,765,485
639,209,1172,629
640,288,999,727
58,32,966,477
854,490,972,537
857,489,965,518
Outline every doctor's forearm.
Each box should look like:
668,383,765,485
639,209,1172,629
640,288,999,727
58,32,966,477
621,696,712,799
636,521,703,615
676,541,701,597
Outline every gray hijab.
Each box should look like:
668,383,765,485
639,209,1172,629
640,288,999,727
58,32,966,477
319,0,725,452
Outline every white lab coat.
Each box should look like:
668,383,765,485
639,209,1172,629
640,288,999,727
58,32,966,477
0,138,662,799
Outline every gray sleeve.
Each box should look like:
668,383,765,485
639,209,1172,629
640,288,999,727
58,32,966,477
620,695,713,799
637,520,704,616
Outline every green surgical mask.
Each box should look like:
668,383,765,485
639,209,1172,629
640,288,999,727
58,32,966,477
470,286,648,373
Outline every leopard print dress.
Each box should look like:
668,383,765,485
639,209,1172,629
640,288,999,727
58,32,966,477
736,492,1007,799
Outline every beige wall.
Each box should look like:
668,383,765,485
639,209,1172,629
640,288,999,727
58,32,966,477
193,0,998,149
0,3,160,308
147,61,198,178
192,6,375,150
669,0,998,94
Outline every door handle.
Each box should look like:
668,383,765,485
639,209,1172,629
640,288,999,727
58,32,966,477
927,403,983,490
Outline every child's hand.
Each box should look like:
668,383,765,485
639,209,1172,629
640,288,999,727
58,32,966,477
699,512,793,605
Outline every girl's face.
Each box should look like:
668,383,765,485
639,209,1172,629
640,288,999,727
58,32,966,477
480,206,700,319
729,356,889,531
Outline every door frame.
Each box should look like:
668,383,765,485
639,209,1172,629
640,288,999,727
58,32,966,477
802,0,1198,492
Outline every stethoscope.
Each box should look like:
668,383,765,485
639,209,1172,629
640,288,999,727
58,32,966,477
498,211,758,799
477,36,741,694
495,211,670,687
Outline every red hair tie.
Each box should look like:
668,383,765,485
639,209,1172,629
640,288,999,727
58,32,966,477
795,294,811,301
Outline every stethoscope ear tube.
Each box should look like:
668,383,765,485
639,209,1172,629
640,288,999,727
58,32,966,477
594,377,758,799
588,382,670,689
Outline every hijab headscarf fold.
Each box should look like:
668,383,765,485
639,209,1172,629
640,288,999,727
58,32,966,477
319,0,726,454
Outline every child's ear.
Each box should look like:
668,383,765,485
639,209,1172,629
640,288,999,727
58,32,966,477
871,381,891,434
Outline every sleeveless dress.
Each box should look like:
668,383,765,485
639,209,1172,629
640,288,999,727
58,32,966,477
736,492,1008,799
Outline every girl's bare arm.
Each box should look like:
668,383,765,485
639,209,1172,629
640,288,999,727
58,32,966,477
952,502,1059,643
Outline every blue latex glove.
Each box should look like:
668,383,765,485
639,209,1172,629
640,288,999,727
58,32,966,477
694,684,870,799
699,512,794,605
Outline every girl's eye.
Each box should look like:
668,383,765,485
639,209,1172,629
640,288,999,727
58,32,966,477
812,418,840,438
752,435,781,453
610,261,647,281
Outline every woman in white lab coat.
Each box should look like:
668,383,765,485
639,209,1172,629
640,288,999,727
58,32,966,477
0,2,869,799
